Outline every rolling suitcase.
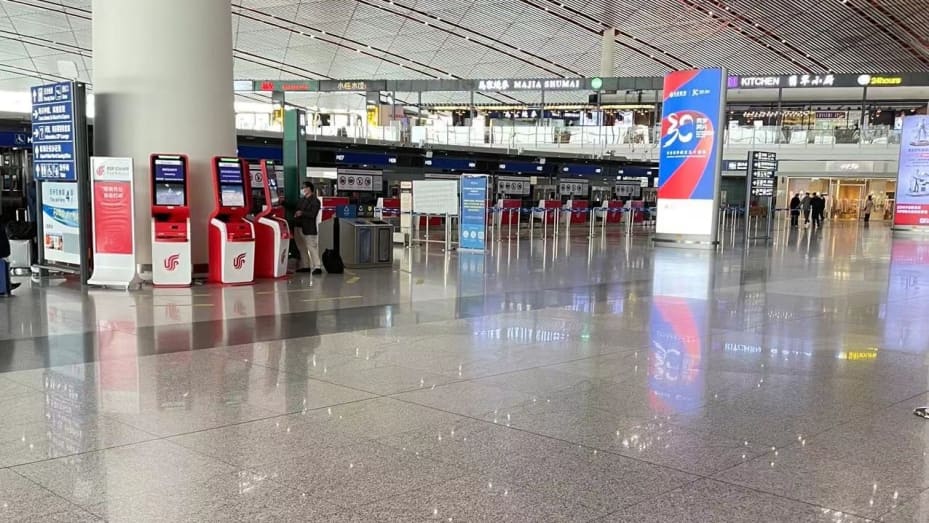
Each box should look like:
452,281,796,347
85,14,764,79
321,216,344,274
322,248,344,274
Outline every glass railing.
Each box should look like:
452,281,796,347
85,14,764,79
298,124,902,154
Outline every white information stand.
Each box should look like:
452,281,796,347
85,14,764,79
88,157,139,289
412,180,459,215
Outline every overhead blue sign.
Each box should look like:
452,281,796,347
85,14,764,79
459,174,488,251
31,82,77,181
335,151,396,167
425,157,476,171
497,161,546,174
561,164,603,176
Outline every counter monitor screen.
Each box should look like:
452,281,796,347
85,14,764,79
217,160,246,208
153,158,187,207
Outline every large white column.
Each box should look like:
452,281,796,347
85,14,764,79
600,28,616,78
92,0,236,269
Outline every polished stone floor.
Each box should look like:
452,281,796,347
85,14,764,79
0,222,927,521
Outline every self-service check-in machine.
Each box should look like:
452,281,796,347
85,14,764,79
208,156,255,284
150,154,192,286
253,160,291,279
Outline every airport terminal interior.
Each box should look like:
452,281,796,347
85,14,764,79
1,0,929,521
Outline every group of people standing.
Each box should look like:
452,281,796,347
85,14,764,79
789,192,827,228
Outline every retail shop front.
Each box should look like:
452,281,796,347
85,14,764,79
776,162,897,222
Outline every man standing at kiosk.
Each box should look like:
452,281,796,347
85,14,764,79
295,182,322,275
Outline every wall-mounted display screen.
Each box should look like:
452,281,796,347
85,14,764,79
153,157,187,206
216,159,246,208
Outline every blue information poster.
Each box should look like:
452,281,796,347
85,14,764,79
459,174,488,251
31,82,77,181
655,68,727,239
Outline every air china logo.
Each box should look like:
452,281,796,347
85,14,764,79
164,254,180,271
233,253,247,270
95,164,106,178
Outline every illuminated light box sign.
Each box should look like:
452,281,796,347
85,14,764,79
893,115,929,228
655,68,727,242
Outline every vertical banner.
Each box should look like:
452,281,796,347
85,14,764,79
655,68,727,244
41,182,80,264
893,116,929,228
88,157,138,288
460,174,488,251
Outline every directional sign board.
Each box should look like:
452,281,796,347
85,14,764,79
31,82,82,181
748,151,778,198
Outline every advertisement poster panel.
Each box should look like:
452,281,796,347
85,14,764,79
91,157,134,255
656,68,727,239
41,182,80,264
460,174,488,251
893,116,929,227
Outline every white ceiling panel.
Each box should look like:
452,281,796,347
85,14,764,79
0,0,919,107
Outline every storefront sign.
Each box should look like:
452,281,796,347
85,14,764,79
319,80,387,92
253,80,318,92
656,68,727,240
858,74,902,86
41,181,80,264
88,157,138,288
893,116,929,227
476,78,583,91
460,174,488,251
31,82,79,181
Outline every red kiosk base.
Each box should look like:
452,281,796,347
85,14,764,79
253,160,291,279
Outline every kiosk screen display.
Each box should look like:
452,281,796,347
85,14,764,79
153,158,187,206
217,160,246,208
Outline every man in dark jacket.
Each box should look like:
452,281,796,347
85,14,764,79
0,224,21,294
800,192,812,226
789,193,801,228
811,193,826,227
294,182,322,275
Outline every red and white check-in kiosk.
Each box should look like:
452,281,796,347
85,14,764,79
208,156,255,284
253,160,291,279
150,154,192,286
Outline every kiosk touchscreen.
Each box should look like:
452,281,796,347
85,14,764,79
253,160,292,278
150,154,192,286
208,156,255,284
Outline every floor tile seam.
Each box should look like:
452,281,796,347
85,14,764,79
384,394,708,479
377,348,634,398
701,475,881,521
313,471,476,512
7,466,100,519
7,395,384,471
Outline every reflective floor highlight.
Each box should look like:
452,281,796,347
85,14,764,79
1,224,926,521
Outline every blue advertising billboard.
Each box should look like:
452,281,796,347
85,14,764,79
459,174,488,251
31,82,78,181
656,68,727,240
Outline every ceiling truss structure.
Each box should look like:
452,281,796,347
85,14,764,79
0,0,924,110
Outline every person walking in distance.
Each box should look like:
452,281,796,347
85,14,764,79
294,182,322,275
862,194,874,224
800,192,812,227
811,192,825,228
789,192,802,228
